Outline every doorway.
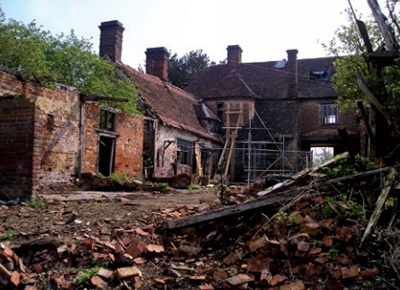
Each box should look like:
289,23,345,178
98,135,115,176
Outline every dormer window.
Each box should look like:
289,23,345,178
309,69,329,82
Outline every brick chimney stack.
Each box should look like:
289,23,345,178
146,47,170,81
99,20,125,63
286,49,299,98
227,45,242,67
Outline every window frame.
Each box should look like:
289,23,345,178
99,108,116,132
321,103,339,125
177,138,194,166
309,69,329,82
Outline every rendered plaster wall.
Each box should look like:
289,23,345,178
153,124,214,178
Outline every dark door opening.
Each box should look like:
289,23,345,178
98,135,115,176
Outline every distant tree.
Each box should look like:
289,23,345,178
312,147,334,166
168,49,213,88
0,7,139,114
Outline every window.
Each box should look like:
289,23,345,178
217,103,224,124
177,139,193,166
322,104,338,125
309,70,329,82
100,109,116,131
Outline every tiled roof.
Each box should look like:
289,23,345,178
185,56,337,100
119,64,220,142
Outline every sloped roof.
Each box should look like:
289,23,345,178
119,64,220,142
185,56,337,100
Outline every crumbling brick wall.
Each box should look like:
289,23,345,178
82,103,143,180
0,71,80,199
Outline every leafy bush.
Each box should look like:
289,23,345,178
319,154,376,178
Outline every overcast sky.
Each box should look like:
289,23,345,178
2,0,374,69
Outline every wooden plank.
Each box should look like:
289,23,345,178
166,189,299,230
257,152,348,197
361,168,397,245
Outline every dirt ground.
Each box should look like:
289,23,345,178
1,188,219,245
1,182,399,290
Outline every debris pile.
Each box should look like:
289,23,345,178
0,154,399,289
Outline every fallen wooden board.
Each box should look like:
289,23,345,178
258,152,349,197
166,189,302,230
167,163,400,230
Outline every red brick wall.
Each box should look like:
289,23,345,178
0,71,80,198
82,103,143,180
299,100,363,153
0,95,35,198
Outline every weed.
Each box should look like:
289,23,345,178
323,197,366,222
275,211,288,225
188,184,201,190
146,182,169,192
26,200,45,210
327,248,339,259
109,172,133,185
1,230,16,240
74,266,99,285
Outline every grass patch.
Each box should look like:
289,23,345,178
26,200,45,210
188,184,201,190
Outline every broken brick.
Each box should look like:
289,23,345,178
360,268,379,277
246,260,268,273
248,236,267,252
199,285,215,290
10,271,20,287
90,275,108,290
116,266,141,280
213,271,227,281
279,280,305,290
97,267,113,280
270,274,287,286
223,252,240,265
341,265,359,279
225,273,254,286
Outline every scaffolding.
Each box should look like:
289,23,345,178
214,101,310,184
